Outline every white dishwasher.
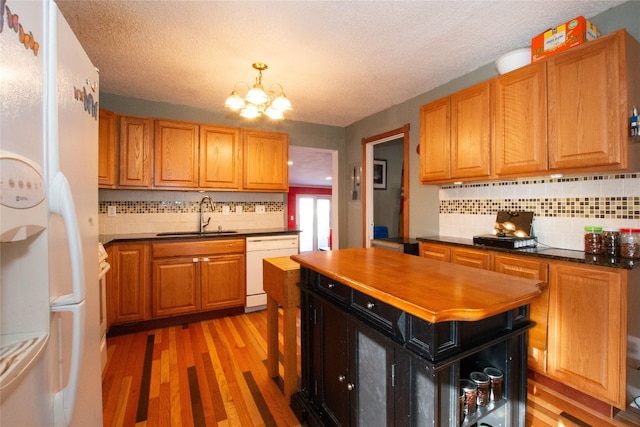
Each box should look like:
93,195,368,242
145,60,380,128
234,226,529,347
245,234,299,312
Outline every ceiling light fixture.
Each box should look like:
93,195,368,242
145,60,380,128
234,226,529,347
224,62,292,120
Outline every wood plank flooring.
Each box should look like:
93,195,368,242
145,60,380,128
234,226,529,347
102,309,639,426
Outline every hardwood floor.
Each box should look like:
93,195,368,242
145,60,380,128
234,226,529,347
102,310,639,426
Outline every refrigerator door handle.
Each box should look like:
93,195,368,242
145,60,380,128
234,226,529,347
51,300,85,427
49,171,85,306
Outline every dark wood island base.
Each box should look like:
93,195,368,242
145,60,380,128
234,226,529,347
290,248,543,427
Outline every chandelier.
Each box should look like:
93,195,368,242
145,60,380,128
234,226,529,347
224,62,292,120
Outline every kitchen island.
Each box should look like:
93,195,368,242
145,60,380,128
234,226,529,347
291,248,543,427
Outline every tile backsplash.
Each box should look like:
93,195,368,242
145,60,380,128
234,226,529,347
439,173,640,251
98,189,286,235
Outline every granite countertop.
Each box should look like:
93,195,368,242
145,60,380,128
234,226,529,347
100,228,300,246
416,235,639,270
292,248,543,323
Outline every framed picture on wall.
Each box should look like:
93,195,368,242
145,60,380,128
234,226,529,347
373,159,387,190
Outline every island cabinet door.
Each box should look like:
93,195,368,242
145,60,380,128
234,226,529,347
300,290,396,426
348,317,395,427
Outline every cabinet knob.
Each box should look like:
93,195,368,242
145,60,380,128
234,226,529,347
347,383,355,391
338,375,346,382
328,283,335,289
366,302,375,310
202,257,209,262
193,258,199,263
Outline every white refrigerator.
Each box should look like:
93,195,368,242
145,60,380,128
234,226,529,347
0,0,103,425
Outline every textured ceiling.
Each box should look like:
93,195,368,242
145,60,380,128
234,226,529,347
57,0,625,129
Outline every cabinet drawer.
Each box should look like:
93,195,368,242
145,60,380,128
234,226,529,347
351,290,399,335
152,238,245,258
316,273,350,304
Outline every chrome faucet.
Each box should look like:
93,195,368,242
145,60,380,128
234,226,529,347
199,195,214,232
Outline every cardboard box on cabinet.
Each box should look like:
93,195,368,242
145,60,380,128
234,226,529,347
531,16,600,62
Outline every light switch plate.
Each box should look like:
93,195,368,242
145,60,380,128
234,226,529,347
107,205,117,217
256,205,265,214
222,205,230,215
235,205,243,214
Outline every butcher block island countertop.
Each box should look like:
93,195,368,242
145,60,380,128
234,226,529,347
291,247,543,323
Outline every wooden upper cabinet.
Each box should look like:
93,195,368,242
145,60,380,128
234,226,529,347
119,115,152,188
548,30,639,172
199,125,242,189
493,62,548,177
243,130,289,191
98,109,117,188
154,120,199,188
419,98,451,183
419,81,491,183
450,81,491,180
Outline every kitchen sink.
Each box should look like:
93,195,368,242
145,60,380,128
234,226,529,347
156,230,238,237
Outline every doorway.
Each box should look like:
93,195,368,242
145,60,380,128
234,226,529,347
297,194,331,252
362,124,410,247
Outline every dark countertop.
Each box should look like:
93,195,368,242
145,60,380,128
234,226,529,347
416,235,639,270
100,228,300,246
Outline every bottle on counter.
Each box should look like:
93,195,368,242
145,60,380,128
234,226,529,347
602,227,621,257
584,226,603,254
620,228,640,259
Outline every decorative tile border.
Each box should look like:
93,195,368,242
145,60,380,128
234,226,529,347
440,197,640,219
98,201,284,215
440,172,640,189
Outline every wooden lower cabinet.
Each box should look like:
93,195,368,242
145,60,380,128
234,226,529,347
419,242,490,269
152,256,201,317
201,253,245,311
547,263,626,408
106,243,150,326
151,239,245,319
493,254,549,373
419,241,636,410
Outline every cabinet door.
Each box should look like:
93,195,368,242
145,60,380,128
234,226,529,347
106,243,149,325
201,254,245,310
419,98,451,183
350,318,395,426
451,247,491,270
154,120,199,188
451,81,491,179
547,32,623,170
152,257,200,317
119,115,152,188
98,109,117,188
493,62,548,177
493,254,549,372
199,125,242,189
419,242,451,262
243,130,289,191
547,263,624,408
319,297,350,426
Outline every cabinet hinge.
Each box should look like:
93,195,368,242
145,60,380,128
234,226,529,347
392,364,395,387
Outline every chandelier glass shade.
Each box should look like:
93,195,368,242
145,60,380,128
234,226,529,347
224,63,292,120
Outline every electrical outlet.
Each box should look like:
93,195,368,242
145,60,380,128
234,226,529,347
107,205,117,217
222,205,230,215
235,205,243,214
256,205,265,214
